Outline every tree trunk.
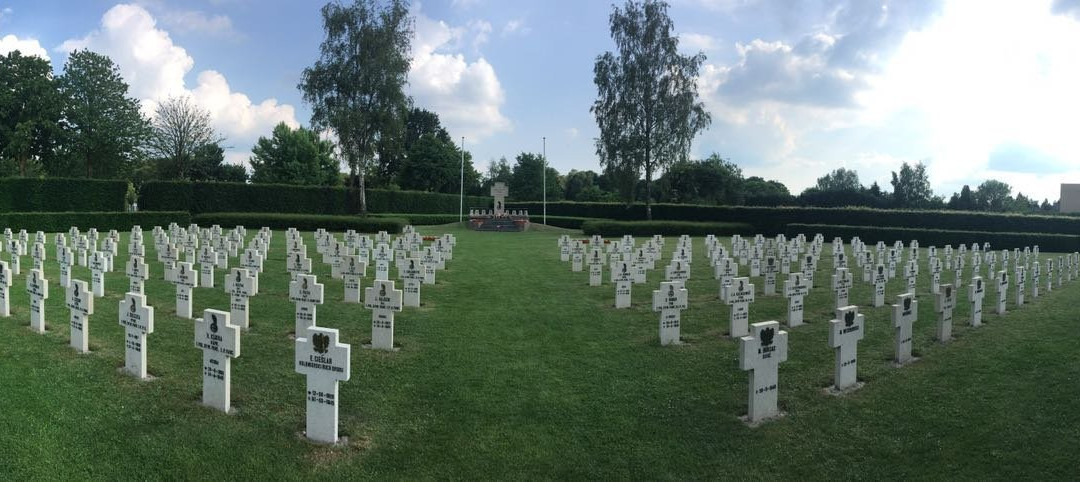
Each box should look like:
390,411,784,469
358,170,367,215
644,151,653,221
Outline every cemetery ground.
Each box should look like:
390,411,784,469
1,226,1079,479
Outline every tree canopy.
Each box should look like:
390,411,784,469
591,0,711,218
299,0,413,213
249,122,340,186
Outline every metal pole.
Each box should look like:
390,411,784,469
459,136,465,223
542,136,547,225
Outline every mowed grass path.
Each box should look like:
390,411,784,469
1,225,1079,479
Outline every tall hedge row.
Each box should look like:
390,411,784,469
192,212,406,233
0,178,127,212
0,211,190,233
505,202,1080,235
139,181,492,215
581,220,753,237
787,223,1080,253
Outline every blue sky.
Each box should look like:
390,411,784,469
2,0,1079,201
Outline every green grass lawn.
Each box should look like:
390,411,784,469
1,224,1078,479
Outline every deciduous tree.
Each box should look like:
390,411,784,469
299,0,413,213
591,0,710,219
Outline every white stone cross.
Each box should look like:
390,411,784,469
240,247,264,288
119,292,155,379
612,260,634,308
26,268,49,333
89,251,107,298
1015,264,1026,307
587,249,605,286
996,270,1008,315
891,293,918,365
1031,263,1041,300
763,256,778,295
904,259,918,293
872,264,887,307
58,246,73,288
664,259,690,291
968,276,985,326
290,274,325,339
373,244,393,280
160,243,179,282
399,258,423,308
652,281,688,345
194,309,241,412
295,326,351,444
0,260,9,317
934,283,956,342
724,277,756,338
31,242,45,271
715,257,737,300
782,272,809,328
342,255,367,304
831,268,853,310
172,261,198,319
739,320,788,423
66,279,94,353
420,247,438,284
198,245,217,288
365,279,403,350
126,255,150,294
1045,260,1053,293
225,268,257,331
287,252,313,281
828,305,865,392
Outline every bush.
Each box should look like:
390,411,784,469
0,211,190,233
140,181,492,215
0,178,127,212
787,224,1080,253
581,220,753,237
506,202,1080,235
192,212,406,233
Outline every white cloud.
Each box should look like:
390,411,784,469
58,3,298,169
501,19,530,37
0,34,49,60
468,19,492,51
451,0,481,9
679,32,719,52
159,9,234,36
409,7,511,141
566,127,579,139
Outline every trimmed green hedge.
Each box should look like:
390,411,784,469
787,223,1080,252
0,211,190,233
140,181,492,215
193,212,406,233
0,178,127,212
506,202,1080,235
581,220,753,237
371,213,462,226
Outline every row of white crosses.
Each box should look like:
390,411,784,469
3,223,452,446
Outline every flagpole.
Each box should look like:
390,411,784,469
542,136,547,225
459,136,465,223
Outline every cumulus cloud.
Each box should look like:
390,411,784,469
409,8,511,141
679,32,719,52
1051,0,1080,19
58,4,298,168
692,0,1080,201
158,9,234,36
0,34,50,60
